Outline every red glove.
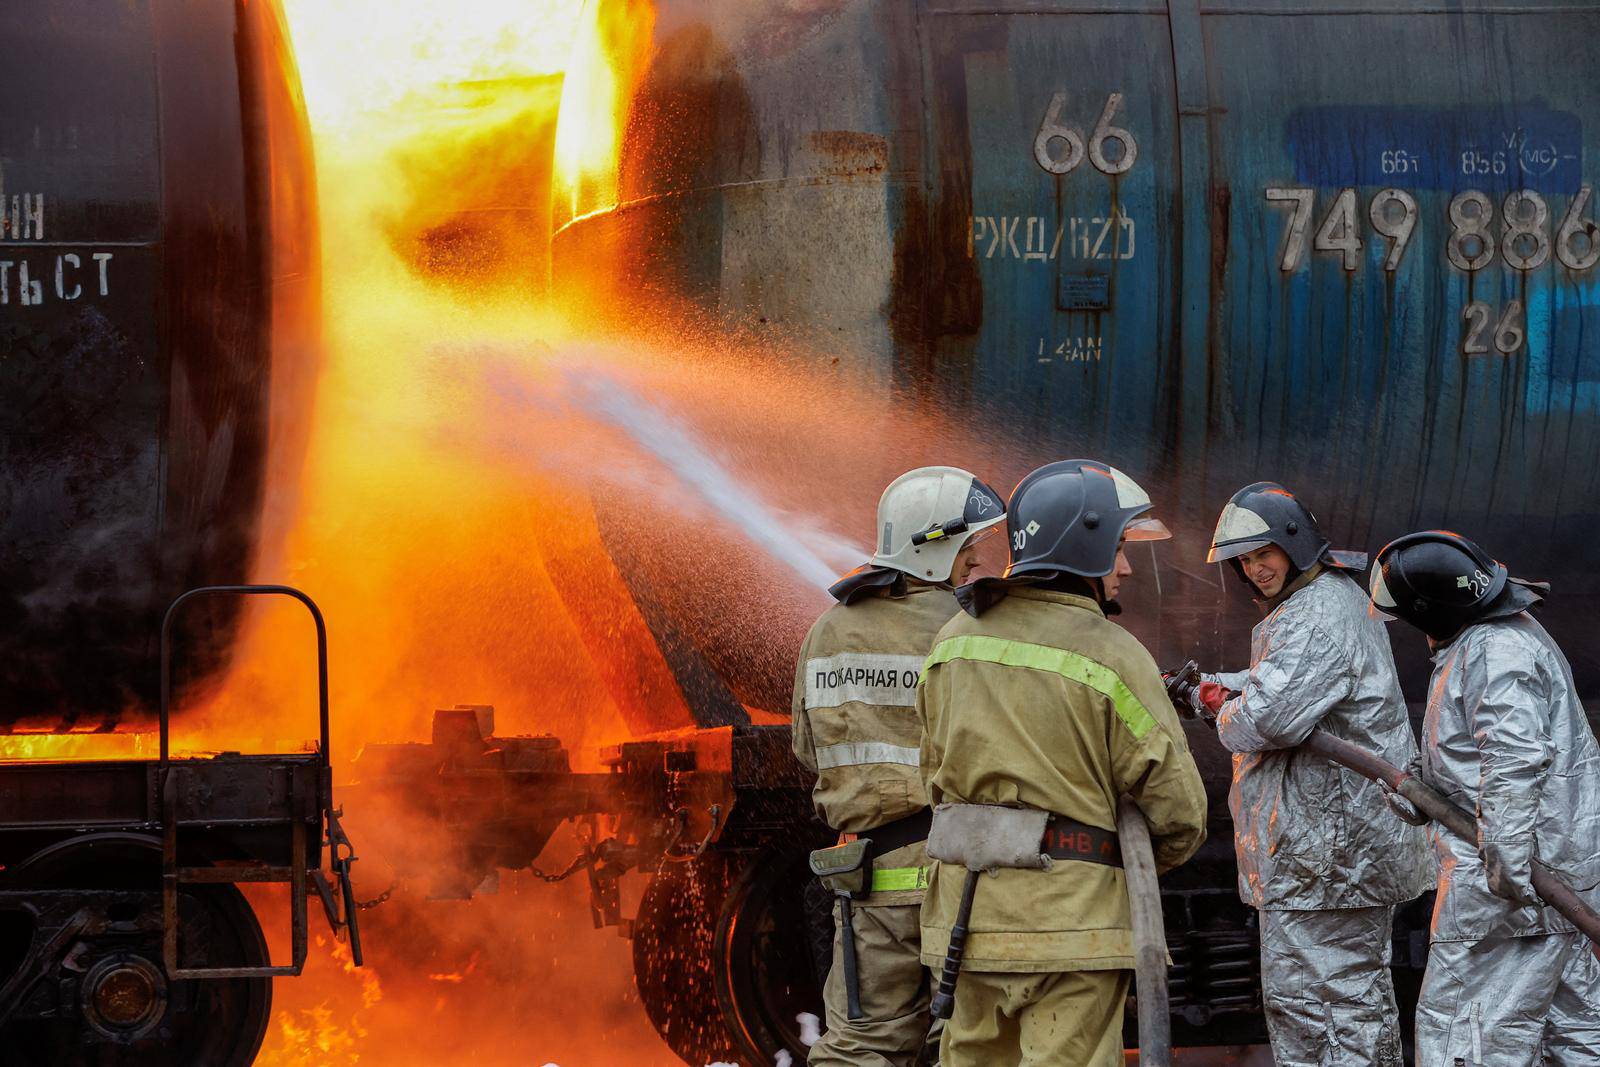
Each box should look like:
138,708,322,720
1196,682,1228,714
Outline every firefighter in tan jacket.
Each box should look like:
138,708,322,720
917,459,1209,1067
792,466,1007,1067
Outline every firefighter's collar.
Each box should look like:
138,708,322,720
1428,578,1548,655
1260,562,1324,611
829,565,905,604
1002,586,1106,617
830,565,953,605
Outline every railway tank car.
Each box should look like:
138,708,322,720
0,0,319,729
551,0,1600,705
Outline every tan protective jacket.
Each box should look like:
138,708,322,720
917,588,1209,972
792,581,958,905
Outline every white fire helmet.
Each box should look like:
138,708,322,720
870,467,1007,583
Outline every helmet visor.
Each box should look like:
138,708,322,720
1367,564,1398,621
1124,516,1172,542
1207,501,1274,562
962,478,1007,527
1206,538,1272,564
963,524,1010,581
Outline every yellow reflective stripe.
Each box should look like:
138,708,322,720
923,633,1157,740
871,866,928,892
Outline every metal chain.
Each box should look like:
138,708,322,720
356,883,397,911
528,848,598,883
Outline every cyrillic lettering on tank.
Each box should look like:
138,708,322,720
18,259,40,306
22,194,43,241
55,253,80,300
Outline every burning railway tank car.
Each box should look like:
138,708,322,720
527,0,1600,1061
0,4,360,1066
0,0,318,728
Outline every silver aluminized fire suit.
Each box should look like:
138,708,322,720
1213,567,1433,1066
1413,610,1600,1066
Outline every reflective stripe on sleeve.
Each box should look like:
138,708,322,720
870,866,928,892
804,652,926,710
813,741,923,770
923,634,1157,740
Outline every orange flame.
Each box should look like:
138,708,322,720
225,1,702,1063
0,732,164,762
552,0,657,226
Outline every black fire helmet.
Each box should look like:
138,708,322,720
1369,529,1545,643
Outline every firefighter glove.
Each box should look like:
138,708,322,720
1482,837,1539,907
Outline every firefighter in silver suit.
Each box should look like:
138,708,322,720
1371,530,1600,1066
1197,483,1432,1066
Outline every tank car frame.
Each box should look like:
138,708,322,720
0,587,363,1067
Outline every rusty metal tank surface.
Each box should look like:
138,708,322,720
551,0,1600,705
0,0,319,727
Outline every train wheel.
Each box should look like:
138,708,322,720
1,833,272,1067
713,848,826,1064
632,854,741,1063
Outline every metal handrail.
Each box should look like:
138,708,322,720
159,584,330,769
156,584,335,979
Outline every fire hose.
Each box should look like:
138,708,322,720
1164,662,1600,961
1298,729,1600,961
1116,796,1173,1067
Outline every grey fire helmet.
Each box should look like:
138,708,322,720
1369,530,1545,643
869,466,1007,583
1207,481,1343,573
1208,483,1372,595
1003,459,1170,580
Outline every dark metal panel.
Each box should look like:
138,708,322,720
0,1,168,725
0,0,317,727
0,753,322,830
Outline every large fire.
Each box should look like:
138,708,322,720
237,2,681,1062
